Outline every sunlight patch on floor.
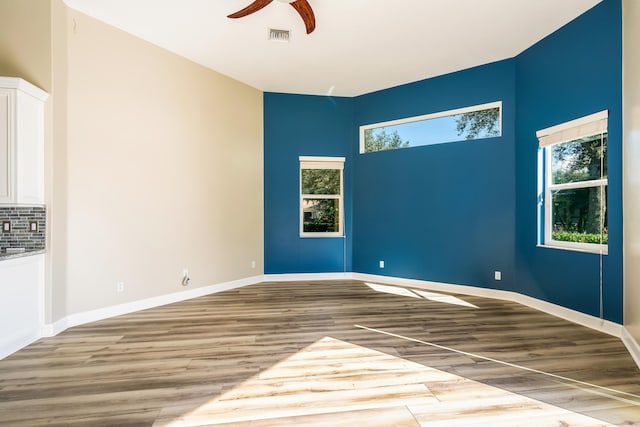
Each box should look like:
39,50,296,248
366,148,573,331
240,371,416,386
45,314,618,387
365,282,422,299
411,289,479,308
156,336,620,427
365,282,478,308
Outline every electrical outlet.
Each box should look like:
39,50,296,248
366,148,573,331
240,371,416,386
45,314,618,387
251,260,256,269
116,281,125,293
494,271,502,281
29,221,38,232
379,260,385,269
1,221,10,232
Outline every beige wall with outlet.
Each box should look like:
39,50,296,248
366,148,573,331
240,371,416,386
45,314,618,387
624,0,640,345
63,8,263,315
0,1,264,320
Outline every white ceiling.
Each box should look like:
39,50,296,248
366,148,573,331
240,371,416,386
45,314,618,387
62,0,602,97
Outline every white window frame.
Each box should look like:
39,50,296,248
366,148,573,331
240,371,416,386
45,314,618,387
299,156,345,238
537,110,608,254
359,101,502,154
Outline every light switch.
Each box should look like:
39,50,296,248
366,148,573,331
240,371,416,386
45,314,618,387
29,221,38,232
1,221,10,232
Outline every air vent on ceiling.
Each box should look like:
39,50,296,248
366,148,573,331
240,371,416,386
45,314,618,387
269,28,290,42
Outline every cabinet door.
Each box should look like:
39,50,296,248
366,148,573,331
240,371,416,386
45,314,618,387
0,255,44,359
0,91,12,203
15,94,44,204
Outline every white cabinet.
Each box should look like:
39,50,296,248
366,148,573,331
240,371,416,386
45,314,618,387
0,254,44,359
0,77,48,205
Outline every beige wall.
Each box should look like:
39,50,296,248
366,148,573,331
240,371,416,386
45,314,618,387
63,9,263,315
624,0,640,343
0,0,51,91
49,0,69,322
1,1,264,320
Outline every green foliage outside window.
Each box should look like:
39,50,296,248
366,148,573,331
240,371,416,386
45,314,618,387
301,168,341,233
303,200,338,232
362,103,501,153
364,129,409,152
552,231,608,244
455,107,501,140
550,133,607,245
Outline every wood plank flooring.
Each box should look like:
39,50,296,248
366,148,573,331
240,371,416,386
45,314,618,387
0,280,639,426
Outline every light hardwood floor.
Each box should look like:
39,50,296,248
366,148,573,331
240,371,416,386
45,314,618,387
0,280,639,426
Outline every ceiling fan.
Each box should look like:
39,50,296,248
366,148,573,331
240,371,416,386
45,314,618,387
228,0,316,34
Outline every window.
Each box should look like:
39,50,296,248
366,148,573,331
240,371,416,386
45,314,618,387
359,101,502,154
537,111,608,254
299,156,344,237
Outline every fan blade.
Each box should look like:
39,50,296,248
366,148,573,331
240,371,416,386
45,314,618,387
290,0,316,34
228,0,274,18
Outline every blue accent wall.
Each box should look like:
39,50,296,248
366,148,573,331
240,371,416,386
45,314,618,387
264,93,355,273
514,0,623,323
263,0,623,323
352,61,517,288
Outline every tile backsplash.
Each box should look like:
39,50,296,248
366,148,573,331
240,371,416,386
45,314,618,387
0,206,46,250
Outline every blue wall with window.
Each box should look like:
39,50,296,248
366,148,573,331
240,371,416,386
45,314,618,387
352,60,517,288
514,0,623,323
263,0,623,323
264,93,355,273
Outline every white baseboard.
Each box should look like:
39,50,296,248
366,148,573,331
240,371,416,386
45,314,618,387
0,330,41,360
41,275,264,337
352,273,624,339
622,327,640,368
263,272,352,282
512,292,623,337
41,317,68,337
11,271,636,371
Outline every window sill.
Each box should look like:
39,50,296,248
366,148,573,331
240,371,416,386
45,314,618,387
300,233,345,239
537,244,608,255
